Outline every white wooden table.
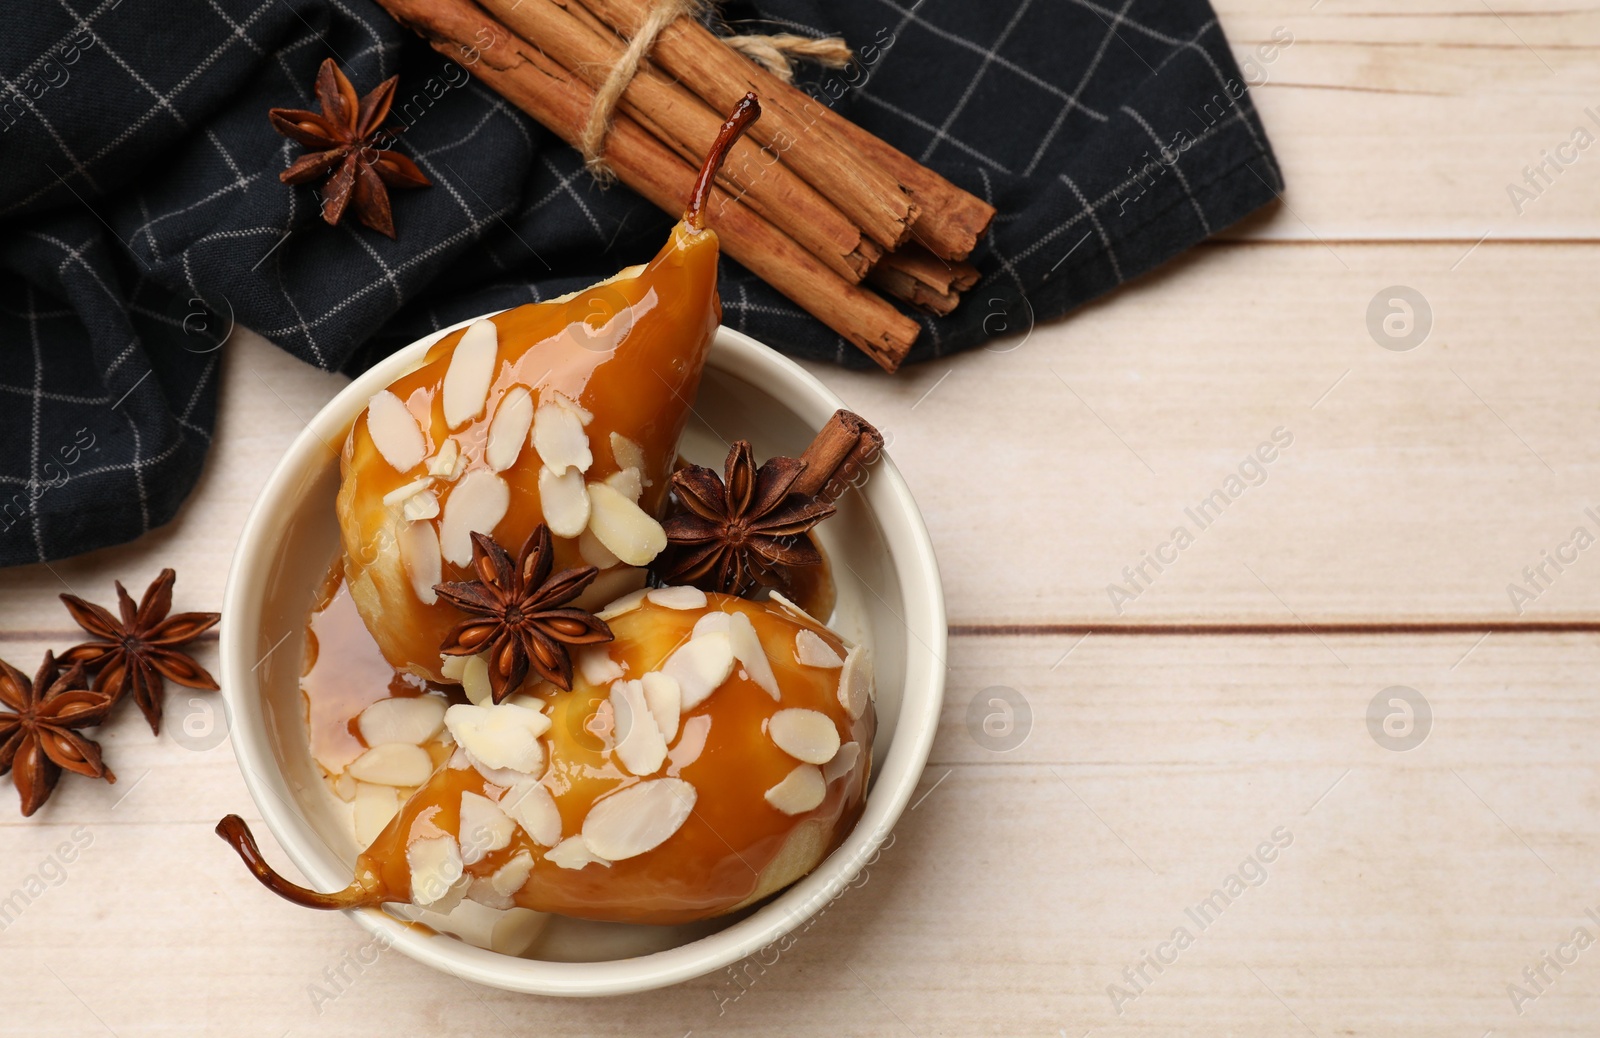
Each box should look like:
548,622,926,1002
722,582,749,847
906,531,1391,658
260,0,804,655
5,2,1599,1034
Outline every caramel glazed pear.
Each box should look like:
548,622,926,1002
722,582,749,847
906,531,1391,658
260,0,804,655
218,95,880,928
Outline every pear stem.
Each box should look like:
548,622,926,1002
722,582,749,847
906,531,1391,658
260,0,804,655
215,814,386,911
684,92,761,231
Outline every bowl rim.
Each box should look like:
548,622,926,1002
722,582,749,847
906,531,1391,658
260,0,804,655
219,319,946,996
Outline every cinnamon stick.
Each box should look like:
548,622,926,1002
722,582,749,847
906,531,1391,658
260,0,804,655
480,0,879,283
578,0,918,253
868,265,959,317
795,409,883,503
869,245,979,315
368,0,917,370
579,0,994,260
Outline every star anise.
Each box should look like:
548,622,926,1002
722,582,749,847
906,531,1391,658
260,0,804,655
59,569,220,736
656,440,836,597
269,58,431,238
0,653,117,817
435,526,614,703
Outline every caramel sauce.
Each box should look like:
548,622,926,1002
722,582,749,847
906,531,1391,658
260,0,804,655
340,222,722,682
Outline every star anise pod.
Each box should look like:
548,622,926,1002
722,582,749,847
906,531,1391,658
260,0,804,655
268,58,431,238
435,526,614,703
656,440,836,597
0,653,117,817
59,569,220,736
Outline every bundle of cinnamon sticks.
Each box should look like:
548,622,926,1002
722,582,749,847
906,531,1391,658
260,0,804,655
370,0,995,372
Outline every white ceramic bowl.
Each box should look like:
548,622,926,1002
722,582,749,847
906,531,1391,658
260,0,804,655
219,321,945,996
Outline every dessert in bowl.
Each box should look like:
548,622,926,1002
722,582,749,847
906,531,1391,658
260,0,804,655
215,97,944,995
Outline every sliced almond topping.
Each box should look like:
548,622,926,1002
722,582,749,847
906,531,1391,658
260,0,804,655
366,390,426,472
610,679,667,776
470,756,532,789
729,611,780,701
837,646,873,720
358,695,446,746
795,629,845,669
577,647,624,686
460,653,492,705
647,585,707,610
459,791,515,865
467,875,514,911
353,782,399,845
427,437,463,479
486,385,535,472
382,476,434,508
347,743,432,787
407,834,464,906
605,467,643,502
579,527,620,569
823,741,862,785
333,772,357,801
597,587,649,620
398,520,442,606
491,850,536,899
693,611,731,637
764,764,826,816
587,482,667,566
610,431,645,474
581,778,697,861
641,671,680,744
402,489,440,522
546,835,610,870
501,779,562,847
667,714,711,769
533,397,592,475
767,590,818,624
439,469,510,566
440,653,467,682
538,465,590,538
444,701,551,775
549,390,593,425
662,631,735,712
443,320,498,429
768,708,841,765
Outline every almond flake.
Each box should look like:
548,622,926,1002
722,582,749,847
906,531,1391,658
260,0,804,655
443,320,498,429
402,489,440,521
693,611,731,637
491,850,536,899
444,701,551,775
469,755,532,789
382,476,434,508
407,834,464,906
358,696,446,747
440,653,467,682
641,671,680,744
581,778,697,861
549,390,593,425
486,385,534,472
546,835,610,870
333,772,357,801
795,629,844,669
767,590,818,624
366,390,426,473
597,588,649,620
538,465,589,538
467,875,514,911
667,714,711,769
587,482,666,566
768,708,840,765
577,647,624,686
606,467,643,502
610,431,645,474
837,647,873,720
579,527,620,568
764,764,826,815
501,780,562,846
398,520,442,605
439,469,510,566
427,437,463,479
533,398,592,474
610,679,667,776
662,631,734,712
647,586,707,610
347,743,432,787
460,653,492,705
729,611,780,701
353,782,399,845
459,791,515,865
823,741,861,785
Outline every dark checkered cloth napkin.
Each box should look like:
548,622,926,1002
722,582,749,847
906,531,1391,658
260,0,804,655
0,0,1280,566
